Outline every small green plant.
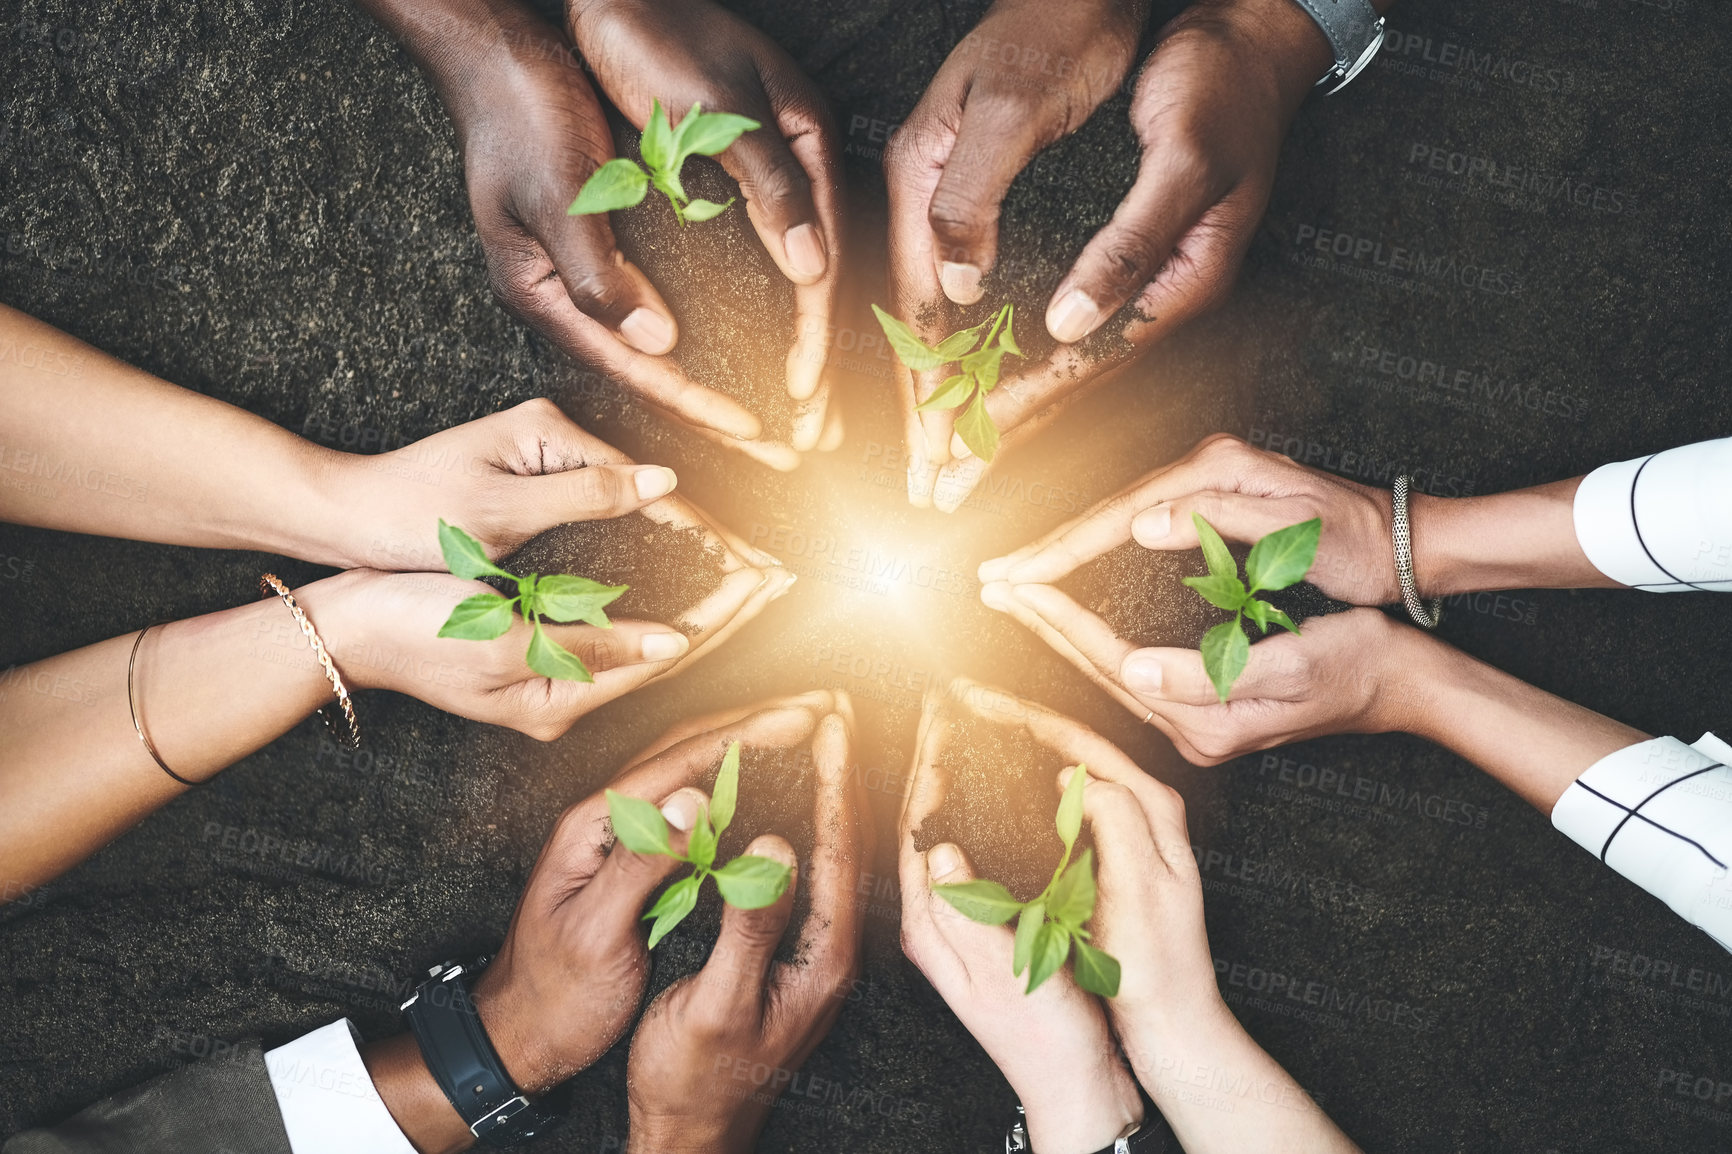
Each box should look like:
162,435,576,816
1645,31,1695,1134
435,519,626,682
1184,513,1321,702
932,764,1120,997
607,741,795,947
568,99,759,225
871,302,1022,462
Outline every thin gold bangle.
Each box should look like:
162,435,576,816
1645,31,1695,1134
128,624,199,787
258,573,362,748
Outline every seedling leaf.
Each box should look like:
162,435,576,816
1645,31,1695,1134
677,110,761,158
1072,940,1121,997
955,392,1000,461
1013,901,1044,977
686,805,718,870
608,789,673,856
534,574,627,627
645,875,700,948
933,878,1022,925
1246,518,1321,593
641,98,675,173
1182,573,1248,613
960,345,1005,391
932,323,988,361
526,619,594,682
682,197,734,222
1025,923,1071,993
915,373,975,412
1056,763,1086,853
438,592,516,640
871,305,947,371
1263,604,1300,635
1047,848,1097,927
438,520,513,580
1200,619,1249,703
713,854,793,909
711,740,741,837
568,158,650,216
997,305,1021,356
1192,513,1236,582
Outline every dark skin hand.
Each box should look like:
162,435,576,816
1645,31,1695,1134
354,0,810,468
361,694,856,1154
567,0,848,455
890,0,1385,510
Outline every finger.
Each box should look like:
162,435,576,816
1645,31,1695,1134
1074,778,1168,950
516,462,680,525
1118,190,1261,349
585,786,708,926
773,714,866,1030
536,209,681,356
1119,636,1309,709
1066,763,1191,878
1131,491,1320,555
688,420,802,471
926,94,1051,305
815,401,845,453
535,619,693,675
782,105,844,404
663,565,778,655
621,689,835,770
699,835,798,1000
899,691,954,862
1045,149,1222,345
719,104,826,287
994,491,1144,585
923,842,1017,977
683,567,796,669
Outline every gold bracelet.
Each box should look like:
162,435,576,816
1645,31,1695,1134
128,624,199,787
259,573,361,748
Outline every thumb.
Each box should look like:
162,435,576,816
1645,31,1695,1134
926,96,1052,304
587,787,708,927
700,835,799,996
529,195,682,356
512,461,679,526
1131,492,1317,553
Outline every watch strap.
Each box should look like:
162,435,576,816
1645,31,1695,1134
1006,1107,1176,1154
1288,0,1386,93
401,963,561,1147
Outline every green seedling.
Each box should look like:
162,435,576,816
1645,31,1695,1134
568,99,759,225
872,302,1023,462
607,741,794,948
1184,513,1321,702
932,764,1120,997
435,519,626,682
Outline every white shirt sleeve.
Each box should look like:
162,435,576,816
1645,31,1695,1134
1552,732,1732,952
1572,436,1732,591
265,1019,421,1154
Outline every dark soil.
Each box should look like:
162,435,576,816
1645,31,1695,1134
606,119,805,445
500,510,728,633
1061,541,1349,651
910,716,1087,904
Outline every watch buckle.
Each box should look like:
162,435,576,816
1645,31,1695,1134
470,1094,531,1138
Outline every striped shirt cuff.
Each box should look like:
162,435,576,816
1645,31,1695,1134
1573,437,1732,592
266,1019,419,1154
1552,733,1732,952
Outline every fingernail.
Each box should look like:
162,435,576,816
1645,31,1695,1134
950,431,972,460
772,571,798,600
619,307,676,356
928,843,963,879
939,261,984,305
642,631,689,662
1046,288,1101,344
661,792,699,832
632,466,677,501
1123,654,1164,693
749,835,798,869
784,223,827,281
1132,504,1172,544
980,582,1014,612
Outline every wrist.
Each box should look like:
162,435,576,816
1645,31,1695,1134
1412,479,1605,596
1113,990,1242,1093
628,1114,756,1154
1020,1080,1143,1154
1188,0,1335,102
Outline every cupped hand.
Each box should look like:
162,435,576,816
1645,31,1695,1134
568,0,846,453
299,558,790,741
899,0,1337,509
626,703,869,1154
898,682,1144,1154
979,433,1400,605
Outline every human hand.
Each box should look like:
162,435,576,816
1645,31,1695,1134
898,682,1143,1154
980,434,1400,606
567,0,845,454
895,0,1337,509
626,699,869,1154
298,554,790,741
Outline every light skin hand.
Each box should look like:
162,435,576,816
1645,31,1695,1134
979,434,1614,602
567,0,847,452
898,686,1143,1154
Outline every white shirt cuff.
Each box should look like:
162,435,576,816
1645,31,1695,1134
1552,734,1732,952
1573,437,1732,591
266,1019,420,1154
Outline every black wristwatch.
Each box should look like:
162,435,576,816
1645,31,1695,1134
400,960,562,1147
1005,1104,1176,1154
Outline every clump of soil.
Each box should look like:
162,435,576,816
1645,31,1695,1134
606,119,804,444
911,716,1085,903
1060,541,1348,651
500,510,728,633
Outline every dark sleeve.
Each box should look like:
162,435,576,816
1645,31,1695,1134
2,1041,294,1154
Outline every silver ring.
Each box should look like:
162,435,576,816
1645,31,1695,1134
1142,710,1154,724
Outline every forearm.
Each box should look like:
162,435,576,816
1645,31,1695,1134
0,304,357,564
1122,997,1359,1154
0,581,347,890
363,1033,477,1154
1409,479,1618,597
354,0,561,110
1395,630,1647,814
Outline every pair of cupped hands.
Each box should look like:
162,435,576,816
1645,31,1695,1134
398,689,1223,1154
378,0,1335,499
